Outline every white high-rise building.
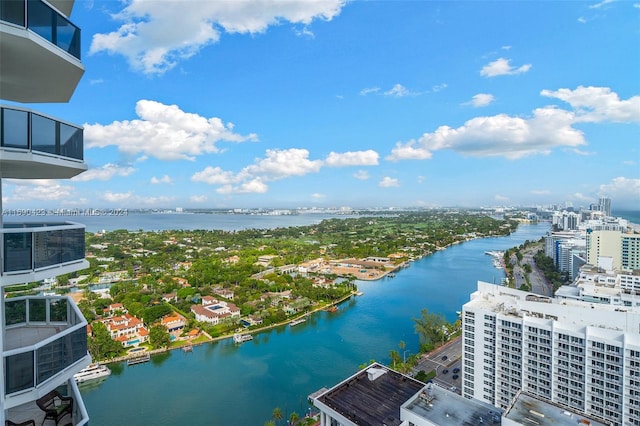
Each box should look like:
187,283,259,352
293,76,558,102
1,1,91,424
462,281,640,426
599,197,612,217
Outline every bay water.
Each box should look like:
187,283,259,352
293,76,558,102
78,218,550,425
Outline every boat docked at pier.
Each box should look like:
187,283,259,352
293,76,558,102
233,333,253,344
74,363,111,383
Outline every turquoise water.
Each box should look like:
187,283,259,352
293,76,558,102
80,222,549,425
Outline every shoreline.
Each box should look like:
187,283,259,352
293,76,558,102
103,290,358,366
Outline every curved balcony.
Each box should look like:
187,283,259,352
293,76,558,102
4,378,89,426
1,106,87,179
3,296,89,399
0,0,83,103
1,222,89,287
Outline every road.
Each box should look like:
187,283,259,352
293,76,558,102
413,336,462,394
511,245,553,297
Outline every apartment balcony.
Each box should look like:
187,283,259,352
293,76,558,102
3,296,89,404
0,0,84,103
1,222,88,287
1,105,86,179
4,378,89,426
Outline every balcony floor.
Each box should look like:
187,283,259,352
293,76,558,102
5,379,87,426
5,325,63,351
6,393,78,426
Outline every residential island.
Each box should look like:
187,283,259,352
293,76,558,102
5,210,519,363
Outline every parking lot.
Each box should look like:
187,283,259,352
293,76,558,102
413,335,462,394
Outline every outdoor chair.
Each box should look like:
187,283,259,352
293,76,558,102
35,390,73,425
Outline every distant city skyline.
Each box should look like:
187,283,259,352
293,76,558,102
3,1,639,210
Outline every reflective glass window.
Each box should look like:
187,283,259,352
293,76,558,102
50,298,68,322
31,114,57,155
59,123,83,160
5,351,35,394
4,232,32,272
1,108,29,149
29,298,46,322
27,0,53,43
55,13,80,59
0,0,25,26
5,299,27,326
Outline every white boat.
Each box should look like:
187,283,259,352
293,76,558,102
74,363,111,383
233,333,253,343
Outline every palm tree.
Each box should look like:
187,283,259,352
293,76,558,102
264,421,276,426
272,407,283,424
289,412,299,425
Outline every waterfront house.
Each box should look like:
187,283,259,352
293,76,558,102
161,313,186,333
191,299,241,325
100,314,149,346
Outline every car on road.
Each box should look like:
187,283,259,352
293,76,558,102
453,367,460,373
442,369,448,374
452,374,459,380
441,355,447,361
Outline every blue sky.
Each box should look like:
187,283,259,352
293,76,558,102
6,0,640,210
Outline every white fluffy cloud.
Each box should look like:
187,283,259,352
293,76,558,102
385,84,412,97
192,148,380,194
465,93,495,107
353,170,370,180
192,148,321,194
379,176,399,188
388,107,584,161
360,87,380,96
324,150,379,167
480,58,531,77
90,0,346,74
598,177,640,204
72,163,135,182
191,167,236,185
241,148,323,180
4,180,75,202
541,86,640,123
84,100,257,161
150,175,172,184
102,191,175,206
388,86,636,161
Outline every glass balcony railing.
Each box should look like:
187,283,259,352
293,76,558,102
1,106,84,162
3,296,88,396
1,222,85,276
0,0,81,60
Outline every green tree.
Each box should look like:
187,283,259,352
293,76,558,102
149,325,171,349
289,412,299,425
142,304,173,325
272,407,283,425
88,321,123,361
413,308,447,350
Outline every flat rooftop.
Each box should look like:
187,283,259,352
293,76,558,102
315,364,424,426
403,383,502,425
503,392,611,426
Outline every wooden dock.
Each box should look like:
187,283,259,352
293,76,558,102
127,353,150,365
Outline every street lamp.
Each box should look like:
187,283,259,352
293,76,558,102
403,350,410,363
